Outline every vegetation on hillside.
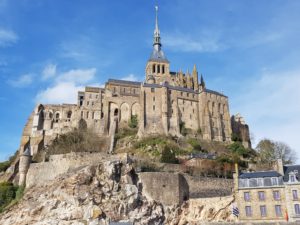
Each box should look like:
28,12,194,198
0,150,19,173
0,182,24,213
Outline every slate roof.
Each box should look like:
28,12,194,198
205,88,227,98
107,79,141,86
239,171,282,179
283,165,300,182
149,48,169,63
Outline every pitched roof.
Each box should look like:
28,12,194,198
107,79,141,86
239,171,282,179
205,88,227,98
283,165,300,182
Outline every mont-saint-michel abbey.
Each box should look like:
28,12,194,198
22,7,250,159
5,5,300,225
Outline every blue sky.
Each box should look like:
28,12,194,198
1,0,300,161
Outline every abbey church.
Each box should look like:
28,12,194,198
19,7,251,157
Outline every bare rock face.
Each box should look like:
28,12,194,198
0,160,234,225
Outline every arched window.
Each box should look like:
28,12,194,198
67,111,72,119
55,113,60,123
157,64,160,73
152,64,156,73
162,65,165,74
49,112,53,119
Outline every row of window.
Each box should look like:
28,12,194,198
245,204,300,217
245,205,283,217
244,190,282,201
112,87,139,95
80,111,104,120
239,177,282,188
152,64,165,74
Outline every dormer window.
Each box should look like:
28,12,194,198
290,174,297,183
271,177,278,186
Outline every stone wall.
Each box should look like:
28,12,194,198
201,223,297,225
138,172,189,205
183,174,233,198
26,152,117,187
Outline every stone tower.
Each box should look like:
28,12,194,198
145,6,170,84
19,147,31,186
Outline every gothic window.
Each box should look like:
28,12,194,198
86,111,89,119
153,105,155,111
162,65,165,74
153,64,156,73
157,65,160,73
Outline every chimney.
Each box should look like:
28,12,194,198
274,159,284,175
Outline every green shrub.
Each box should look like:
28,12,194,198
187,138,202,151
160,145,178,164
134,136,168,149
0,182,17,212
115,127,137,140
0,161,10,173
129,115,138,128
231,133,242,142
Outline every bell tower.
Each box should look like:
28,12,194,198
145,6,170,84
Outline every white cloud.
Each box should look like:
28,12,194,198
56,68,96,84
36,67,98,104
35,82,84,104
231,69,300,160
164,32,225,53
0,28,18,47
8,74,33,87
42,64,56,80
121,74,140,82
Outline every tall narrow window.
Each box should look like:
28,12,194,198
153,105,155,111
153,97,155,101
260,205,267,217
157,64,160,73
244,192,250,201
162,65,165,74
295,204,300,215
275,205,282,217
273,191,280,200
153,64,156,73
258,191,265,201
293,190,298,200
86,111,89,119
245,206,252,217
92,112,95,119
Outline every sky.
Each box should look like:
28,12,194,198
0,0,300,161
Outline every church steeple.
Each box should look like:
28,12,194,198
149,6,168,62
153,6,161,50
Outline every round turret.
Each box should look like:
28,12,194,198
18,147,32,186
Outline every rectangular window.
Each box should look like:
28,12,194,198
260,205,267,217
187,93,189,97
258,191,265,201
275,205,282,217
244,192,250,201
273,191,280,200
272,177,278,186
245,206,252,217
295,204,300,215
293,190,298,200
290,175,296,182
258,178,264,186
151,88,155,93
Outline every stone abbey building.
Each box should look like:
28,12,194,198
18,7,250,157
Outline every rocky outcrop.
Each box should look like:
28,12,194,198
0,159,235,225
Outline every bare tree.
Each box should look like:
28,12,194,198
256,139,296,165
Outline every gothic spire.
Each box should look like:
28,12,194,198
200,74,206,88
148,6,168,62
153,5,161,48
